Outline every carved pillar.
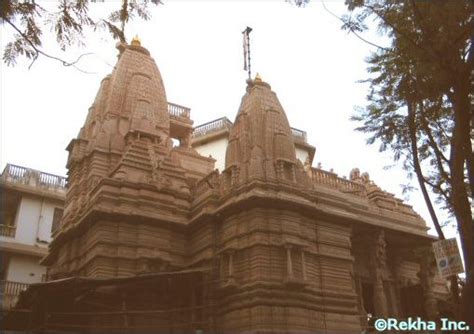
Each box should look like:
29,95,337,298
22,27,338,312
390,256,404,318
301,250,307,281
371,230,389,317
419,256,439,320
285,245,294,279
180,129,192,148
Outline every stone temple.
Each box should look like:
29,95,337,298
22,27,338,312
5,39,450,332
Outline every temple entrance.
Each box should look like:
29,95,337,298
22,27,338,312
400,284,426,317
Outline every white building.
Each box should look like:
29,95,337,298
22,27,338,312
0,164,66,309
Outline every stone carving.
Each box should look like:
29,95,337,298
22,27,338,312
361,172,370,183
350,168,360,181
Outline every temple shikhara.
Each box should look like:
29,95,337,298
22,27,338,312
5,39,450,332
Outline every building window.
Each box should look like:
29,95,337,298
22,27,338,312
51,208,63,233
0,191,21,238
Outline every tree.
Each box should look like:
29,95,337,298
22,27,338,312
344,0,473,325
1,0,161,69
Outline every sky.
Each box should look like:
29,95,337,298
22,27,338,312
0,0,458,239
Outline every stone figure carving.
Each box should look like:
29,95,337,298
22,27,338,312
350,168,361,181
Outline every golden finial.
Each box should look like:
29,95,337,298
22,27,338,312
255,73,262,82
131,35,141,46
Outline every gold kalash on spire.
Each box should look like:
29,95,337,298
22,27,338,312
131,35,141,46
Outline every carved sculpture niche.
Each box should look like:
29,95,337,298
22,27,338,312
220,249,239,290
284,244,307,286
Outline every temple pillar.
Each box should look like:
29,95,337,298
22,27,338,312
180,129,192,148
373,278,388,317
389,255,404,318
371,230,389,318
419,256,439,320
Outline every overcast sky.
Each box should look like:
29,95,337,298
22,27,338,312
0,0,457,239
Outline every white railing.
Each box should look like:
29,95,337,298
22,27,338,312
192,117,234,138
0,280,30,309
168,102,190,119
3,164,27,180
38,171,67,188
0,224,16,238
1,164,67,192
291,128,307,142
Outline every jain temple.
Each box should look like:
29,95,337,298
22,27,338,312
3,38,451,333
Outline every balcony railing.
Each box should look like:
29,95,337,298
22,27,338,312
1,164,67,192
0,224,16,238
0,280,30,310
167,102,190,119
192,117,234,138
291,128,307,142
309,168,366,197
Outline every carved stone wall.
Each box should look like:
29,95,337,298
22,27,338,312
191,208,359,332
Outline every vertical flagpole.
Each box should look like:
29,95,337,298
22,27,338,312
243,26,253,80
246,27,252,80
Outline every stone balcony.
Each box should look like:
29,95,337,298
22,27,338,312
168,102,191,120
167,102,193,141
308,167,367,197
0,164,67,200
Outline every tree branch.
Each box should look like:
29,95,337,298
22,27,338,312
321,0,390,51
4,16,95,73
363,2,452,75
418,102,451,168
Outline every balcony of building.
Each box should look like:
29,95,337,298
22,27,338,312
0,164,67,201
191,117,234,144
0,280,30,310
1,163,65,254
290,127,307,143
0,225,16,238
168,102,193,141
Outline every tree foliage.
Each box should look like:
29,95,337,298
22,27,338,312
344,0,473,323
1,0,161,67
